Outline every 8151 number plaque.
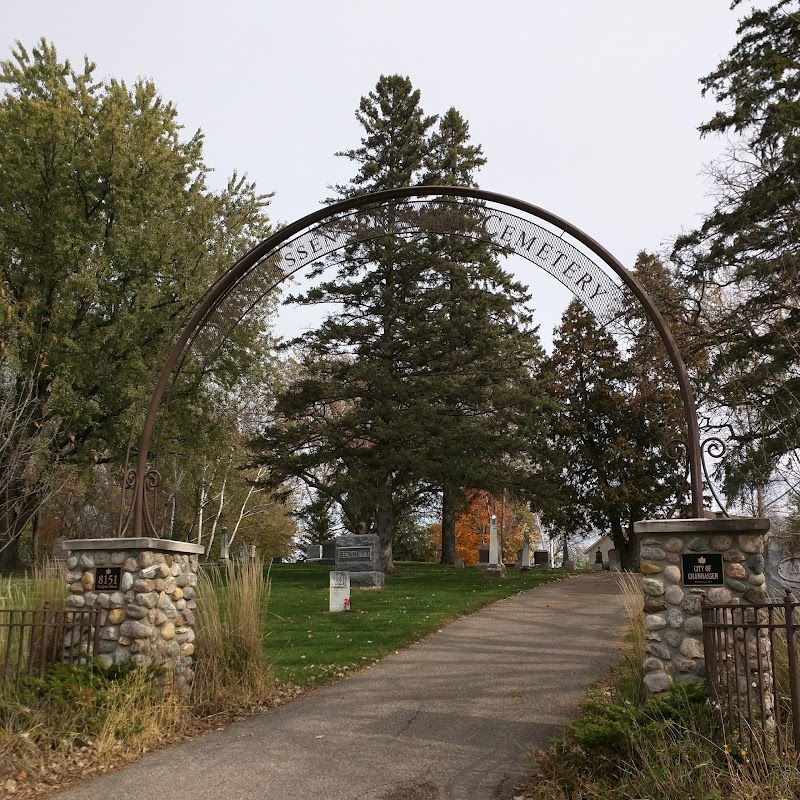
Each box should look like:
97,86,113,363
95,566,122,592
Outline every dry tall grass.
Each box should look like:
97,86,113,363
32,557,67,609
193,559,273,709
94,666,190,758
615,570,645,701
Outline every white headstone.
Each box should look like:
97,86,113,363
329,571,351,613
521,529,531,568
489,514,500,565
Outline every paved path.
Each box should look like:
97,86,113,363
56,574,626,800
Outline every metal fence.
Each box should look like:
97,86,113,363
0,605,101,685
702,590,800,760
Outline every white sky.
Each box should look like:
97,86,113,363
2,1,747,346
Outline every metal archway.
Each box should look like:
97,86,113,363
124,186,703,537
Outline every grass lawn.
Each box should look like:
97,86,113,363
264,562,570,686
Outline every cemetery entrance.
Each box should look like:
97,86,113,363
119,186,705,537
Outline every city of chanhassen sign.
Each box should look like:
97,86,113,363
272,199,626,327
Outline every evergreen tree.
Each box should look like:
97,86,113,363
544,262,689,570
0,41,273,566
255,76,550,571
672,0,800,498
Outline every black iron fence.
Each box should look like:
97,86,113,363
0,605,101,685
702,590,800,760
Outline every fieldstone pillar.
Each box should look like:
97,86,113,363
65,537,205,694
633,517,770,693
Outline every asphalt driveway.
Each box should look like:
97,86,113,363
54,573,626,800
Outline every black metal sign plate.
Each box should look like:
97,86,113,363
681,553,724,586
95,566,122,592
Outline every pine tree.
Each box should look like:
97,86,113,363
544,276,689,570
672,1,800,498
255,77,550,572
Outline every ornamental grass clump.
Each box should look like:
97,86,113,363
614,569,645,704
193,558,273,710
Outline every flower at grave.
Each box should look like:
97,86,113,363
343,598,350,610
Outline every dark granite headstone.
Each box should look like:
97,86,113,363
321,541,337,560
335,534,383,587
306,544,322,560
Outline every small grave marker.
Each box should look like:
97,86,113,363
520,529,531,569
306,544,322,560
329,571,351,612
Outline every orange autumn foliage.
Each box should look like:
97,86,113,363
454,490,539,566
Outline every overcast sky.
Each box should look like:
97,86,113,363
2,1,747,345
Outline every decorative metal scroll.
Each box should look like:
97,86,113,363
186,199,627,377
668,436,730,517
122,186,704,538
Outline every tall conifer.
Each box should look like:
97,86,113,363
255,77,549,571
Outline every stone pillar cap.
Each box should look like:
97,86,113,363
65,537,205,555
633,518,770,535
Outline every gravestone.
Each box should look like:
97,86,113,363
219,528,230,562
237,543,254,562
484,515,505,576
533,550,550,570
607,548,621,571
329,571,351,612
592,550,604,572
453,557,465,569
335,534,383,587
519,530,531,570
488,514,501,565
321,541,337,561
306,544,322,561
478,545,489,565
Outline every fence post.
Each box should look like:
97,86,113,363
38,602,51,680
783,589,800,752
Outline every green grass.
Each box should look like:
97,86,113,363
264,562,569,685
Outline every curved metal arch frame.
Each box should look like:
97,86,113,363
129,185,704,536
